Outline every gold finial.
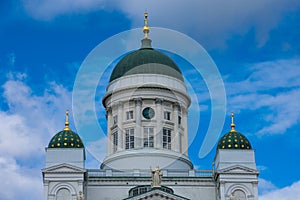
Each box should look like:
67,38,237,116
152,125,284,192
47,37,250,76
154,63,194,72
230,112,236,132
64,109,70,130
143,11,150,39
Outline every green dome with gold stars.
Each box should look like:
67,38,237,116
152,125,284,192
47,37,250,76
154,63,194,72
217,131,252,150
48,129,84,148
48,110,84,148
217,113,252,150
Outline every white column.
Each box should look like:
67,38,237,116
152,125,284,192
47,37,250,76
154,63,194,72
253,181,259,200
117,102,123,151
173,103,180,152
135,98,142,148
43,181,49,200
106,107,112,155
219,181,225,200
182,107,188,155
155,98,163,148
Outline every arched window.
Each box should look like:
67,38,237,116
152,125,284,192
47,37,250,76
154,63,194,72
233,189,246,200
56,188,71,200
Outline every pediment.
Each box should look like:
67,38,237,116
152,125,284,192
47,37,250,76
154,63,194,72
123,188,190,200
42,163,86,173
219,165,259,174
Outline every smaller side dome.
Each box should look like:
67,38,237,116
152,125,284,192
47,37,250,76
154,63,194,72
217,131,252,150
48,130,84,148
48,110,84,148
217,112,252,150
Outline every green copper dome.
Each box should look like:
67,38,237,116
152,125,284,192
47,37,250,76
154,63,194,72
217,131,252,150
48,110,84,148
48,129,84,148
109,39,184,82
217,113,252,150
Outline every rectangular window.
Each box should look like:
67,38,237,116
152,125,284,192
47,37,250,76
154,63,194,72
143,127,154,147
164,111,171,120
178,116,182,125
125,128,135,149
163,128,172,149
112,131,118,152
126,110,134,120
113,115,118,125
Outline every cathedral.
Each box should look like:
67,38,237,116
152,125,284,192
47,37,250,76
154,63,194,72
42,13,259,200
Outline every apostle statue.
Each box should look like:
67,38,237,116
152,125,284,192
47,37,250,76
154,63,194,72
151,166,163,187
77,191,84,200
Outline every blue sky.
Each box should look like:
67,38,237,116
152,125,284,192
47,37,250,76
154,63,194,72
1,0,300,199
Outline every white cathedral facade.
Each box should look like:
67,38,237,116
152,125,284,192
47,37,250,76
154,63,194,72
42,13,259,200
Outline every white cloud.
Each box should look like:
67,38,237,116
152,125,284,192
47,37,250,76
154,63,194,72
226,58,300,135
115,0,300,47
260,180,300,200
259,178,277,195
20,0,300,47
0,156,42,199
0,73,72,199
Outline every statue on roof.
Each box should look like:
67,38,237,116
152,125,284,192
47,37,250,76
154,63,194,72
77,191,84,200
151,166,163,187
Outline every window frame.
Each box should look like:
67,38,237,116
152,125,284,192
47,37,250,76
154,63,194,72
126,110,134,120
143,127,154,147
125,128,135,149
163,128,172,149
178,115,182,125
164,111,171,120
113,115,118,125
112,131,118,152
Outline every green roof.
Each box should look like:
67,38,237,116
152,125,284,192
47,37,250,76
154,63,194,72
48,130,84,148
109,40,184,82
217,131,252,150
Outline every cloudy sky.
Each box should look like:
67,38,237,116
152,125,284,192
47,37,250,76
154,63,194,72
1,0,300,199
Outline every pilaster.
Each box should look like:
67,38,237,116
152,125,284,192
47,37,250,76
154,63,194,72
155,98,163,148
135,98,143,148
117,101,123,151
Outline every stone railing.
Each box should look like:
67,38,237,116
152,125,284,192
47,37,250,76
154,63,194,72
87,169,213,178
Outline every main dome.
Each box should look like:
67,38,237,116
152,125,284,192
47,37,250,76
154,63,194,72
109,39,184,82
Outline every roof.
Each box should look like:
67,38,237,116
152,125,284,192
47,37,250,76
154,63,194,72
109,39,184,82
48,129,84,148
123,186,190,200
217,131,252,150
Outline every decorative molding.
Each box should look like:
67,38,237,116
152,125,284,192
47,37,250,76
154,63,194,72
42,163,86,174
218,165,259,175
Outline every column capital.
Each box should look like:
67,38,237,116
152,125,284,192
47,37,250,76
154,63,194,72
155,98,163,104
134,97,142,106
173,102,181,111
117,101,123,107
112,101,123,109
181,107,188,114
106,107,112,114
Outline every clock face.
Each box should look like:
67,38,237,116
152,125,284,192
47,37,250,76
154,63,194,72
142,107,155,119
